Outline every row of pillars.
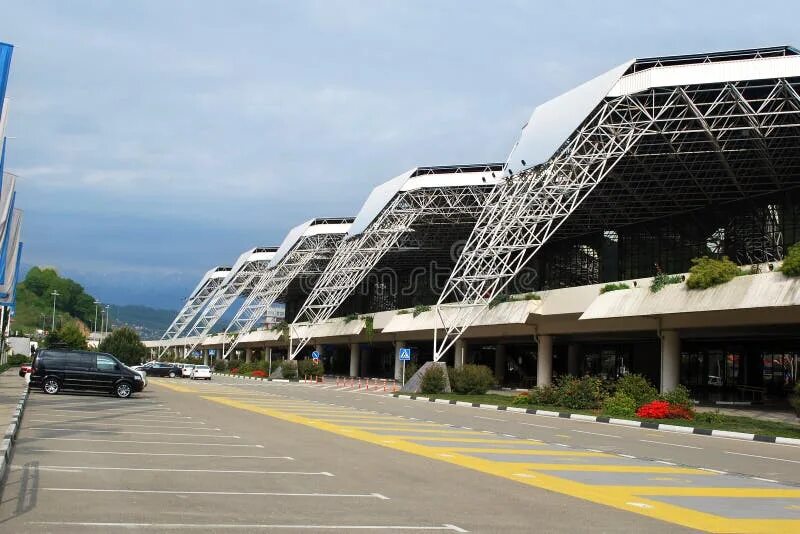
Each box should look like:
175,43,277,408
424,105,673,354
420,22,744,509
186,329,682,393
532,331,680,393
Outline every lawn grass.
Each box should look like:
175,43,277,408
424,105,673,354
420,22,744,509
399,392,800,439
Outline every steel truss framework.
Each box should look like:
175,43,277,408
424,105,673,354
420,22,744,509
157,266,231,357
179,248,277,358
221,223,352,360
289,170,500,359
435,73,800,359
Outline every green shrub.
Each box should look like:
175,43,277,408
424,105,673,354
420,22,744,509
412,304,431,318
528,384,559,405
614,374,658,408
602,391,638,418
213,360,227,372
650,272,683,293
600,283,630,294
555,376,606,409
420,365,447,394
448,364,496,394
488,294,509,309
661,384,693,410
695,410,726,425
8,354,30,365
280,360,298,380
403,361,419,383
686,256,742,289
780,243,800,277
297,359,324,378
237,362,253,375
343,313,360,323
789,382,800,417
510,393,530,406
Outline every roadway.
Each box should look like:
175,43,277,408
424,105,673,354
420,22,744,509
0,375,796,532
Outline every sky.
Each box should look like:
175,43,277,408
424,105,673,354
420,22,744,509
2,0,799,309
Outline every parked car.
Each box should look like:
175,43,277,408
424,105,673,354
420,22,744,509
29,349,144,398
140,362,182,378
190,365,211,380
181,364,195,378
19,363,32,378
128,366,147,388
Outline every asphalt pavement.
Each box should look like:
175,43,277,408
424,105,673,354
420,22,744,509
1,374,799,532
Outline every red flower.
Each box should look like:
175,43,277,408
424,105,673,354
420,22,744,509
251,370,267,377
230,368,239,374
636,400,694,420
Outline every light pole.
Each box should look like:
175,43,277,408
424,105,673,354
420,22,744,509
93,301,101,333
104,305,111,334
51,290,60,331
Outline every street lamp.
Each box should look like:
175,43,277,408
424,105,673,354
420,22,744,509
104,305,111,334
51,290,60,331
93,301,101,333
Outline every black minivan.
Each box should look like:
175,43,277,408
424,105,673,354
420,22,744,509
30,349,144,398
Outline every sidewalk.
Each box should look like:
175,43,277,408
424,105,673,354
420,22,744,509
696,404,800,426
0,368,23,423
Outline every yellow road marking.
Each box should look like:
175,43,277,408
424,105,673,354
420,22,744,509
441,448,606,456
154,383,800,533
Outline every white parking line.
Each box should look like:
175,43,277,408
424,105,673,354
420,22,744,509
28,522,468,531
640,439,702,450
28,449,292,459
33,409,193,419
41,488,389,499
518,422,556,429
724,451,800,464
32,437,263,447
27,428,239,439
28,419,213,429
14,466,332,476
571,430,621,439
474,416,507,422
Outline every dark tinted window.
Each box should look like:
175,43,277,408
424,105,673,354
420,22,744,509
97,354,117,372
65,353,94,370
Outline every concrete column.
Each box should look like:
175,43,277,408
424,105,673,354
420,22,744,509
394,341,406,381
536,335,553,387
454,339,466,368
203,349,209,366
315,344,323,357
494,344,507,383
245,347,253,363
567,343,580,376
660,330,681,393
349,343,360,377
266,346,273,373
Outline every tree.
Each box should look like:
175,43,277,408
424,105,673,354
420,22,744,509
99,327,147,366
45,321,88,350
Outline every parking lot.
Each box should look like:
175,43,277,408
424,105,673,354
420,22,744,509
0,377,692,533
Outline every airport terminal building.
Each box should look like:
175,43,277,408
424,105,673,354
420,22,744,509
147,46,800,404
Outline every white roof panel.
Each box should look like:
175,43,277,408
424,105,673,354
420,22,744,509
349,165,502,238
506,60,634,172
269,219,353,267
609,55,800,96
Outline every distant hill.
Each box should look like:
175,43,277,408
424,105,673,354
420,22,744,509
13,266,97,335
109,304,178,340
12,266,179,340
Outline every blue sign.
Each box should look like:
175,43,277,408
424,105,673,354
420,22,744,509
311,350,320,360
399,348,411,361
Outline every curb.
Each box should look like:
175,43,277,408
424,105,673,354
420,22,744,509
1,383,30,483
391,393,800,446
211,372,290,383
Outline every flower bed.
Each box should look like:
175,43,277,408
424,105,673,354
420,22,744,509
636,400,693,420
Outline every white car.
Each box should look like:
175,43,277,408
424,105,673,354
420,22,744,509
126,365,147,388
190,365,211,380
181,364,195,378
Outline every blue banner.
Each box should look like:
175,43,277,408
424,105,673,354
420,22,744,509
0,43,14,119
